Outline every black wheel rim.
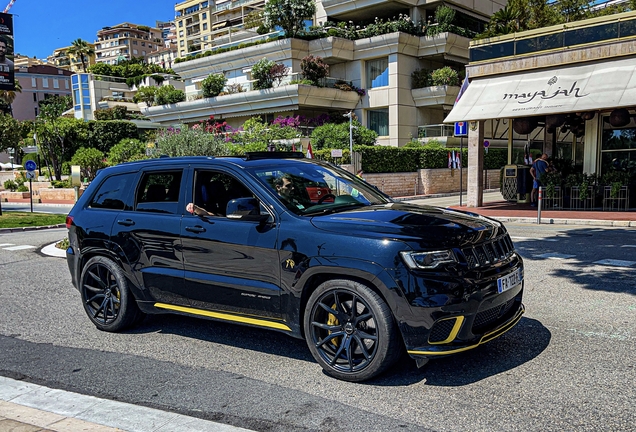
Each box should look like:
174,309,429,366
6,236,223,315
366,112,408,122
309,289,378,373
81,263,121,325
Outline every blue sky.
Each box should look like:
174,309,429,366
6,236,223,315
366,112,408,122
9,0,177,58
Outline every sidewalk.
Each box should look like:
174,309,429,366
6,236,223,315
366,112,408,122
0,376,252,432
402,190,636,227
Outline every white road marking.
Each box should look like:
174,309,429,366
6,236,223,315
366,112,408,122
621,245,636,248
593,259,636,267
511,236,558,242
3,245,36,251
533,252,576,259
0,243,15,247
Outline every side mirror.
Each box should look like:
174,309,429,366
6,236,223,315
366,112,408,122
226,197,269,223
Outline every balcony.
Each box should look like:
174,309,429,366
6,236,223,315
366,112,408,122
468,10,636,78
321,0,417,20
142,84,360,124
308,37,354,63
411,85,459,108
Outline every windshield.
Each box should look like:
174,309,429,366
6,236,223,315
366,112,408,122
246,160,392,215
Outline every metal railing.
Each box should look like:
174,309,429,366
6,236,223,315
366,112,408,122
470,12,636,62
418,123,455,138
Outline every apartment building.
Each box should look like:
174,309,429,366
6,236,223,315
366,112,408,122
174,0,265,57
12,64,73,121
47,44,97,73
140,0,502,146
13,55,45,68
95,22,162,64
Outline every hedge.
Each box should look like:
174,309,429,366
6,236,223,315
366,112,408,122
314,146,508,173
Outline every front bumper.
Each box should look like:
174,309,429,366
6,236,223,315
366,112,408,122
406,301,525,358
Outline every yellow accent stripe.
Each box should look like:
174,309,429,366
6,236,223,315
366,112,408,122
154,303,292,332
429,316,465,345
408,305,524,356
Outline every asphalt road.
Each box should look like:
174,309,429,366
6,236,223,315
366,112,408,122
0,225,634,431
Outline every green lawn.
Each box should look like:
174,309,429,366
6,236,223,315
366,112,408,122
0,212,67,229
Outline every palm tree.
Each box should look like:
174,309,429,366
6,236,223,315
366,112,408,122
0,80,22,115
67,38,95,73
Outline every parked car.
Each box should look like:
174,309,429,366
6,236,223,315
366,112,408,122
65,152,525,382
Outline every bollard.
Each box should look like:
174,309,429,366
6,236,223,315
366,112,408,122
74,186,79,202
537,186,542,224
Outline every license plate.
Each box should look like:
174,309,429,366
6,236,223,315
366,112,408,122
497,268,523,294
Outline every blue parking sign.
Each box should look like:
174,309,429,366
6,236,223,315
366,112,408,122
25,160,37,171
454,122,467,137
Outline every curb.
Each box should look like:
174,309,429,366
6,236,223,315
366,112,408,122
0,224,67,234
489,216,636,227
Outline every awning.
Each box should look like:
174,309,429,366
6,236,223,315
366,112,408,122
211,21,228,31
445,56,636,123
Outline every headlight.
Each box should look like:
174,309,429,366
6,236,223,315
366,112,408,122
400,250,456,269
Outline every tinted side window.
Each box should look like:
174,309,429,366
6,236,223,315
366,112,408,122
89,173,135,210
135,170,183,214
193,170,255,217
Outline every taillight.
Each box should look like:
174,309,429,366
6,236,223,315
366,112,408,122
65,215,74,229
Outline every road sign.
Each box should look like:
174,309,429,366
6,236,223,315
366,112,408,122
483,140,490,148
24,160,37,171
454,122,467,137
26,171,36,180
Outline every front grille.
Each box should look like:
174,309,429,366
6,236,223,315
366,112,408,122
429,319,456,343
462,234,515,269
472,298,515,332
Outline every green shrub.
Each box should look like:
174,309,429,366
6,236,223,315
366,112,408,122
87,120,139,153
70,147,107,181
411,69,432,89
3,179,17,191
17,185,29,192
310,121,377,150
108,138,147,165
430,66,459,86
155,85,186,105
51,179,71,188
201,73,227,98
252,58,276,90
344,146,508,173
300,55,329,85
156,125,230,157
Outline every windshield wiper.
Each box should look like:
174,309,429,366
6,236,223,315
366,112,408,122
303,202,366,216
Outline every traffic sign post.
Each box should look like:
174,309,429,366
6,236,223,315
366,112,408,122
454,122,467,207
25,160,37,213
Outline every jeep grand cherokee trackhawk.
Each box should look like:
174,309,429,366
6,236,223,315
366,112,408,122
65,152,525,382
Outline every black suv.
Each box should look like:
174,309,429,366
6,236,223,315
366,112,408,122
66,152,524,382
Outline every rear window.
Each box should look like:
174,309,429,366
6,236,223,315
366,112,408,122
89,173,136,210
135,170,183,214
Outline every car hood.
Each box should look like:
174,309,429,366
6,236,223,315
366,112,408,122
309,202,506,249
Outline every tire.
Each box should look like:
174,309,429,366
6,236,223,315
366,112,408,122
79,256,143,332
304,279,402,382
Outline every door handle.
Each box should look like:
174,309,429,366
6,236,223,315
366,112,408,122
185,225,206,233
117,219,135,226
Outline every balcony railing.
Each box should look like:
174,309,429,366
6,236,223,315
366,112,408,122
470,12,636,62
418,123,454,138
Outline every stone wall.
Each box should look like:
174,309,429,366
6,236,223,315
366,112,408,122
39,188,84,202
363,168,501,197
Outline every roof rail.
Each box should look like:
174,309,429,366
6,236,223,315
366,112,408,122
244,152,305,160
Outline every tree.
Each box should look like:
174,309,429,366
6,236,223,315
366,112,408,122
201,73,227,98
70,147,107,180
133,86,157,106
300,55,329,85
108,138,147,165
310,121,378,150
39,95,72,111
154,85,186,105
67,38,95,73
35,99,87,180
0,114,21,154
0,80,21,115
264,0,316,38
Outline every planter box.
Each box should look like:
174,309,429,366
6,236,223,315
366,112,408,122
542,186,563,210
603,185,629,211
39,188,84,203
0,191,31,202
569,186,595,210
